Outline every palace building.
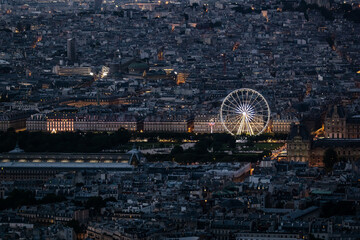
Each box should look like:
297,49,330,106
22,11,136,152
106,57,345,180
324,105,360,139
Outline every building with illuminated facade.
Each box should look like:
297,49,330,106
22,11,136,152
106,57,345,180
52,65,92,76
287,123,360,167
176,72,189,85
75,114,137,132
271,114,299,134
143,115,192,133
324,105,346,139
193,114,225,134
310,139,360,167
324,105,360,139
26,113,47,131
47,113,75,132
286,124,311,162
26,113,137,132
0,111,34,132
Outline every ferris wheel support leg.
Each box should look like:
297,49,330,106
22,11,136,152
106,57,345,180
246,119,254,135
237,116,245,135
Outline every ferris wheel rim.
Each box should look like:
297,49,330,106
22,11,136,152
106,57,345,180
220,88,270,136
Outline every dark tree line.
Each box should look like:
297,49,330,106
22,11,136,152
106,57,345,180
246,132,288,142
0,128,286,154
165,134,263,164
0,128,130,153
0,189,117,213
276,0,334,21
323,148,338,172
0,190,66,211
147,152,262,164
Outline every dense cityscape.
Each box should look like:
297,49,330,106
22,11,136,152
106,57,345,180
0,0,360,238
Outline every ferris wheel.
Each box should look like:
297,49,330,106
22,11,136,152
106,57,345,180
220,88,270,136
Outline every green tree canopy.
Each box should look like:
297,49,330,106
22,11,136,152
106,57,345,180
171,145,184,155
323,148,338,171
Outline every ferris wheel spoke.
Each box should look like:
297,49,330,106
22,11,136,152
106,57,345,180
236,91,244,107
222,102,239,112
249,122,258,134
236,115,246,135
251,116,265,132
256,112,269,122
249,122,255,135
227,115,243,125
226,120,240,134
230,94,242,109
252,99,266,112
222,110,240,117
245,117,254,135
251,114,265,121
225,96,241,110
231,116,243,134
244,91,249,105
250,120,262,133
251,96,263,107
249,90,256,105
249,93,260,108
247,90,255,105
235,91,244,110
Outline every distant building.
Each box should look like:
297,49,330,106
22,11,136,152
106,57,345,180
286,124,311,162
236,232,303,240
287,122,360,166
67,38,76,62
0,153,137,182
305,0,331,9
310,139,360,167
176,72,189,85
53,65,92,76
324,105,360,139
193,114,225,134
346,116,360,139
144,115,192,133
271,114,299,134
94,0,102,11
47,113,75,132
75,114,137,132
26,113,137,132
26,114,47,131
0,111,33,132
324,105,346,139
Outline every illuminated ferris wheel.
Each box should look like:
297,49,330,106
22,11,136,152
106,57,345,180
220,88,270,136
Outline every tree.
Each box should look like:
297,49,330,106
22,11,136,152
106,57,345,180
309,234,323,240
171,145,184,155
104,197,117,202
262,150,272,158
85,196,106,211
114,128,130,145
0,189,36,210
195,140,209,154
323,148,338,171
39,193,66,204
211,141,223,152
191,2,199,8
66,220,82,234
